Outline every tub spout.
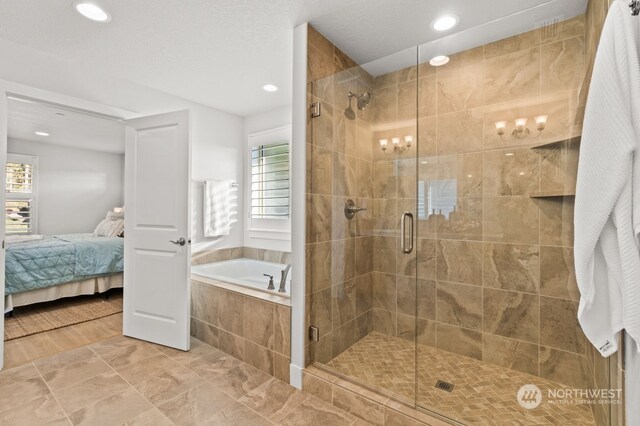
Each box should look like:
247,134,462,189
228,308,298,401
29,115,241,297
279,264,291,293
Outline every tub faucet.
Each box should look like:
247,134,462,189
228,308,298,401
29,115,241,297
263,274,275,291
279,264,291,293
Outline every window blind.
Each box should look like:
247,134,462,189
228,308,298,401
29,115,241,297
6,159,35,234
251,141,290,219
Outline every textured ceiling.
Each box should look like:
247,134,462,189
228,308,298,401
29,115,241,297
8,98,125,153
0,0,587,117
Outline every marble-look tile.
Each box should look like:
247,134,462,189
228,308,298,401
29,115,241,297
417,319,436,347
307,44,335,83
373,86,398,126
332,196,356,240
355,274,373,316
116,353,184,386
384,407,425,426
540,15,585,44
418,76,437,118
373,236,396,274
397,158,417,199
157,382,237,426
482,333,539,376
156,337,218,365
484,29,540,59
334,47,357,71
436,281,483,330
0,394,67,426
436,57,483,114
311,101,334,149
244,297,275,350
239,378,308,422
483,243,540,293
416,238,437,280
374,71,398,90
333,152,357,197
483,196,539,244
306,194,332,243
190,317,218,348
436,197,483,240
355,236,373,277
33,346,94,375
541,36,586,95
540,246,580,300
332,279,357,328
373,198,397,236
482,148,539,196
135,367,204,407
308,143,333,195
42,354,111,390
540,296,585,353
396,275,416,316
418,116,437,158
396,313,416,342
372,308,396,337
356,119,373,161
242,340,274,376
185,352,238,380
307,242,332,292
332,386,384,425
218,330,245,361
539,346,587,388
208,401,272,426
332,321,357,357
68,387,152,426
190,281,219,327
538,143,579,194
416,279,436,321
537,92,583,144
355,158,373,199
354,197,373,237
122,409,173,426
331,238,356,284
211,362,271,399
397,80,417,122
539,197,574,246
308,26,334,60
436,108,484,155
310,287,333,337
274,305,291,356
435,323,482,360
0,362,41,383
436,153,483,197
372,272,396,311
436,239,482,285
373,160,397,199
484,47,540,106
274,353,291,383
280,395,356,426
483,288,540,343
53,371,130,413
217,289,244,336
303,373,333,403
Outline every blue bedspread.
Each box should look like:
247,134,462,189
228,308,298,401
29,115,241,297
5,233,124,295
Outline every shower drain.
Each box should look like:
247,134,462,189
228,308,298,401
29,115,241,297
434,380,455,392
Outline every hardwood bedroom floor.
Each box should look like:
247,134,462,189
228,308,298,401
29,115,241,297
4,292,123,369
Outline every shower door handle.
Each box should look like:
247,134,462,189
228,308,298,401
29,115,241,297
400,212,414,254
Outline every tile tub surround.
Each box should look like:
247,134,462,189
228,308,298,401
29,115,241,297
190,279,292,383
0,335,367,426
191,247,291,266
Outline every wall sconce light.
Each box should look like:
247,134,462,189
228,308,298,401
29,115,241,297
495,115,548,139
379,135,413,155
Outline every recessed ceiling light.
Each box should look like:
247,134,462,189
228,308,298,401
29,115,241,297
74,1,111,23
432,14,459,31
429,55,450,67
262,84,278,92
35,131,50,137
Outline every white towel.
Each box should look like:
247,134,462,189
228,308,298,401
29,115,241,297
574,0,640,357
204,180,230,237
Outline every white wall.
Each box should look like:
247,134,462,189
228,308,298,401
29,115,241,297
242,105,292,252
8,138,123,235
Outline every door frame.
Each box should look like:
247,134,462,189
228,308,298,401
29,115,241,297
0,81,137,370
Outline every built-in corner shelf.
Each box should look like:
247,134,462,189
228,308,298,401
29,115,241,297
530,136,581,150
529,191,575,198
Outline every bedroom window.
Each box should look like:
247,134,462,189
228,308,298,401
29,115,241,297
6,154,37,235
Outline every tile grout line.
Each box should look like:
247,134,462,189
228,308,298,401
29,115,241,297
33,362,74,425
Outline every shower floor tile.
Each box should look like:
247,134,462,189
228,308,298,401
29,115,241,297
325,332,596,425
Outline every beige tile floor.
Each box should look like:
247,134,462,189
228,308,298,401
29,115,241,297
326,332,596,425
0,335,364,426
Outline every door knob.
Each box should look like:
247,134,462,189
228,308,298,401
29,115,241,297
170,237,186,246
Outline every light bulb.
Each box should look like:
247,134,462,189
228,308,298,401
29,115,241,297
514,118,528,133
404,135,413,147
379,139,388,151
495,121,507,136
534,115,548,131
392,137,400,146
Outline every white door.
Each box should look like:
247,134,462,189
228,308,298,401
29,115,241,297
124,110,191,351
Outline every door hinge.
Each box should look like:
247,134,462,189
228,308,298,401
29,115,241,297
309,326,320,342
310,102,321,118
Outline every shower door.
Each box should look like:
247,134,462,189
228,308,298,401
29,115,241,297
305,29,420,404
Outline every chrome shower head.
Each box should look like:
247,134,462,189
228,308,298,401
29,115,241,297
348,91,371,111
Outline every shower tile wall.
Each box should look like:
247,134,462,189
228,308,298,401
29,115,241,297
305,26,376,365
369,16,589,388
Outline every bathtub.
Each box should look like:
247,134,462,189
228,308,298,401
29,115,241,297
191,258,291,301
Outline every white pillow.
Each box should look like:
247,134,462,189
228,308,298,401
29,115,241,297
106,210,124,221
94,219,124,237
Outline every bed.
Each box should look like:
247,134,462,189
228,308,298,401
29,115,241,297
4,233,124,312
